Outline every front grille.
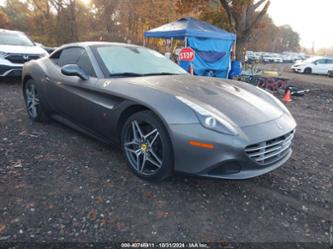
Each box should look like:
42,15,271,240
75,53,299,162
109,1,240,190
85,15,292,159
245,131,294,165
5,54,40,64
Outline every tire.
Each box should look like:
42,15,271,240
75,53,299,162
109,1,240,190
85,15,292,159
121,111,173,182
23,79,49,122
304,68,312,74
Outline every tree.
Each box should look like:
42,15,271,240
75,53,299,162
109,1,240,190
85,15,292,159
0,9,11,28
277,25,300,52
219,0,271,60
26,0,56,45
245,16,300,53
176,0,273,59
2,0,31,31
49,0,83,44
246,14,278,52
0,0,301,56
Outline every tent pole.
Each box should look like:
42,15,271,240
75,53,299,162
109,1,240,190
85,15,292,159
185,37,188,47
143,37,146,47
233,39,237,60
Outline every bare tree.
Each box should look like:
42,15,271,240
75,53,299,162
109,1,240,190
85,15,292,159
219,0,270,60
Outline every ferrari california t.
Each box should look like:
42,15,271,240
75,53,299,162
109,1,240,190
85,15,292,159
22,42,296,181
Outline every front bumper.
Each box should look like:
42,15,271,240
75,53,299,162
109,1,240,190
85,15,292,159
169,113,296,179
0,64,23,77
0,58,23,77
291,65,303,73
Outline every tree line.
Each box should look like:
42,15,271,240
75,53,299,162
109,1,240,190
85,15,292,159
0,0,300,59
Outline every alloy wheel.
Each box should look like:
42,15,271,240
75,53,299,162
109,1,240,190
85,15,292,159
25,83,40,119
124,120,163,176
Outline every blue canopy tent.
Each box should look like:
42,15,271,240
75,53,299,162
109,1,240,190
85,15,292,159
144,17,237,78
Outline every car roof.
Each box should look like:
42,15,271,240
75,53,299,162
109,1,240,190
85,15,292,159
59,41,141,49
50,41,144,58
307,56,329,61
0,29,25,35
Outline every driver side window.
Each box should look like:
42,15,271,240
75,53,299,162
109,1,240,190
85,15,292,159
57,47,96,77
58,47,84,67
77,51,96,77
315,59,326,64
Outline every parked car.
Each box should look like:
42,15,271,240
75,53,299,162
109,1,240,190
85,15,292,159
0,29,48,77
245,51,260,63
35,42,57,54
291,56,333,75
262,53,283,63
281,54,294,63
22,42,296,181
283,52,306,62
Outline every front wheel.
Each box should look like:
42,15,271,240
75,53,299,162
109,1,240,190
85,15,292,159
304,68,312,74
121,111,174,182
23,79,48,122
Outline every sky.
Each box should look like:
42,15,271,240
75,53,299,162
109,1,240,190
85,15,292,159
268,0,333,49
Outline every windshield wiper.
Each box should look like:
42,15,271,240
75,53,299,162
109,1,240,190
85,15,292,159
142,72,185,76
109,72,185,77
109,72,145,77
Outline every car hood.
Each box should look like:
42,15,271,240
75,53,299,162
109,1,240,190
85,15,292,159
125,75,283,128
0,45,47,55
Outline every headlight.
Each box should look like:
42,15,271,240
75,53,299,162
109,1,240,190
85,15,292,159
176,96,238,136
0,52,8,59
39,53,48,58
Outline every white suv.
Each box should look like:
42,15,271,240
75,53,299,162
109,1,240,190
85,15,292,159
291,56,333,75
0,29,48,77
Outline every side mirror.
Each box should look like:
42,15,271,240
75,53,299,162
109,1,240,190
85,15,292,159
61,64,89,80
313,61,317,65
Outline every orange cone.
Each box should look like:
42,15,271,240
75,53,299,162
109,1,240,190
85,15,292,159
283,89,292,102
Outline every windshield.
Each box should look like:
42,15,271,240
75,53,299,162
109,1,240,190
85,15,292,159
303,57,323,63
0,32,35,46
94,45,187,77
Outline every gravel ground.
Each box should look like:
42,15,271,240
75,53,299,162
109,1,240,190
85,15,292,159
0,74,332,247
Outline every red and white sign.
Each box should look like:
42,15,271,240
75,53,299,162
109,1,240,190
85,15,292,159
179,47,195,62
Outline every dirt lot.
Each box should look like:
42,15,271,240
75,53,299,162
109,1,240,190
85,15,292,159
0,71,332,247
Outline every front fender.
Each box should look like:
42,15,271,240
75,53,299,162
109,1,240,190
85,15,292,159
101,80,200,126
22,59,51,110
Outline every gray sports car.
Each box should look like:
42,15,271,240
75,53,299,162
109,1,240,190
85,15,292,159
22,42,296,181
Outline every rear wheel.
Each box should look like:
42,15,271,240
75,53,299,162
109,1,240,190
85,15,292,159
304,67,312,74
121,111,173,182
23,79,48,122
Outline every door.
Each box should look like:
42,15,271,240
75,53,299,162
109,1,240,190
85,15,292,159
312,59,326,74
45,47,100,129
325,59,333,74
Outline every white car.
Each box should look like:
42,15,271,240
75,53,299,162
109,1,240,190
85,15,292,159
245,51,260,62
291,56,333,75
262,53,283,63
0,29,48,77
